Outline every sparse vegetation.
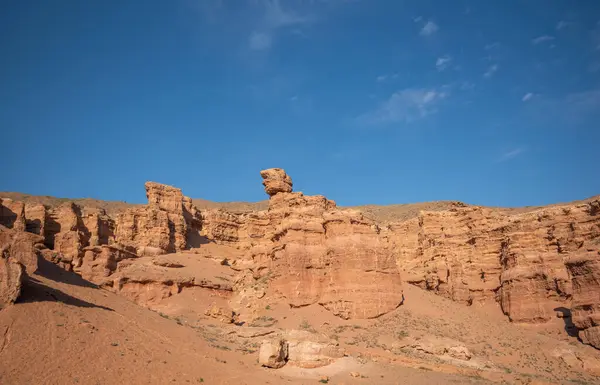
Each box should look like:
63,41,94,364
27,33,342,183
211,344,231,351
396,330,409,339
300,319,316,333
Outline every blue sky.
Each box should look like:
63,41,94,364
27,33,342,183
1,0,599,207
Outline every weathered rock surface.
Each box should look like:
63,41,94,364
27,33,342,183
24,203,46,236
2,173,598,331
234,170,405,320
204,303,235,324
395,335,473,361
0,253,23,309
0,224,47,308
0,198,26,231
0,224,44,274
390,200,600,323
284,329,345,368
566,251,600,349
257,330,344,369
114,182,202,255
259,339,288,368
260,168,293,196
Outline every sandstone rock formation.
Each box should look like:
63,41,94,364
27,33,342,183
257,330,344,369
0,241,24,309
114,182,202,256
2,171,598,332
229,169,405,320
0,224,44,274
390,200,600,323
394,335,473,362
0,198,26,231
284,329,345,368
260,168,293,196
259,339,288,368
566,251,600,349
0,224,47,308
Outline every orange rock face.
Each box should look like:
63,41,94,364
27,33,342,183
227,169,404,319
2,172,598,328
0,198,26,232
0,224,46,308
0,251,23,309
114,182,202,255
390,199,600,324
566,250,600,349
260,168,293,196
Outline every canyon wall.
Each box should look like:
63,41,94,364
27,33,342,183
388,200,599,324
1,171,599,333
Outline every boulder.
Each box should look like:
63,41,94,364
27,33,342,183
204,303,234,324
0,252,24,309
258,339,288,368
0,224,47,308
284,330,345,368
395,335,472,361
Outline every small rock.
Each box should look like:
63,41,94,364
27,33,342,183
350,372,360,378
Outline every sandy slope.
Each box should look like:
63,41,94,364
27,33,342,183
2,251,600,384
0,259,288,385
0,258,497,385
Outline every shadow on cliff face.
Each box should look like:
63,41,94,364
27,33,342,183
17,276,114,311
0,205,18,228
187,231,212,248
35,254,98,289
554,307,579,338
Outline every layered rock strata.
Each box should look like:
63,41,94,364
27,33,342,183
389,199,600,323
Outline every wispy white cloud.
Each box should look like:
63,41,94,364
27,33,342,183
498,147,526,162
484,42,500,50
358,88,448,124
522,93,534,102
532,35,555,45
484,64,499,78
413,16,423,23
436,55,452,71
248,0,314,51
264,0,313,28
556,21,572,30
249,31,272,50
375,73,399,83
420,21,439,36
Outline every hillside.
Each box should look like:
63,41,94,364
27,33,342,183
3,252,599,384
